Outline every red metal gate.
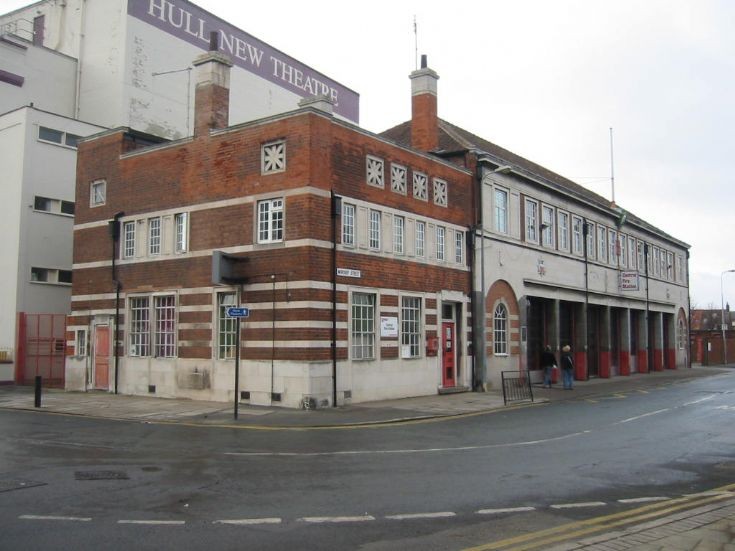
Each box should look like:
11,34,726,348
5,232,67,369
16,313,66,387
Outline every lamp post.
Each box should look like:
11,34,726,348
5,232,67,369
721,269,735,365
475,160,512,390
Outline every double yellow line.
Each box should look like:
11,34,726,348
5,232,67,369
464,482,735,551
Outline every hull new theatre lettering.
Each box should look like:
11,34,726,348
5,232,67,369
130,0,359,122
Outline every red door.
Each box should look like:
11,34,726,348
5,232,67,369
441,322,456,387
94,325,110,390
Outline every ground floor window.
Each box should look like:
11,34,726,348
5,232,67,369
351,293,375,360
154,296,176,357
217,292,237,360
401,296,421,358
493,303,508,355
129,297,150,357
75,329,88,356
128,295,177,357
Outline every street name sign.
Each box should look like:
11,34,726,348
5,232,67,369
226,306,250,318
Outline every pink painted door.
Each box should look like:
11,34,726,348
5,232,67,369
441,322,456,387
94,326,110,390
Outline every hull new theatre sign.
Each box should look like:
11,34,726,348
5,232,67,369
130,0,360,122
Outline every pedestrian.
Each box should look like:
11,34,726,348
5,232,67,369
561,345,574,390
540,345,556,388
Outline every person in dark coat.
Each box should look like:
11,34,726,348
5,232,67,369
540,345,556,388
561,344,575,390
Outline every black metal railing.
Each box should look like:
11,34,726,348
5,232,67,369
501,370,534,405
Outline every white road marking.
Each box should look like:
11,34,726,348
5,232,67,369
683,395,717,406
213,518,282,525
299,515,375,523
618,496,670,504
385,512,455,520
225,431,592,457
117,520,185,525
550,501,606,509
477,507,536,515
616,408,670,424
19,515,91,522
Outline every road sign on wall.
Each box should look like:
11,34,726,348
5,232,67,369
226,307,250,318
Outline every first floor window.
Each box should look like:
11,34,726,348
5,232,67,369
558,211,569,250
415,221,425,257
217,292,237,360
525,199,538,243
90,180,106,207
572,216,583,254
436,226,446,261
494,188,508,234
586,222,596,260
598,225,607,262
175,213,188,253
493,303,508,355
154,295,176,357
148,217,161,255
351,293,375,360
369,210,381,250
258,198,284,243
342,203,355,246
455,231,464,264
123,221,135,258
620,235,627,267
393,216,405,254
129,297,150,357
401,296,421,358
629,238,637,270
609,229,617,265
542,205,554,247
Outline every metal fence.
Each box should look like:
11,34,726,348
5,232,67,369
501,370,534,405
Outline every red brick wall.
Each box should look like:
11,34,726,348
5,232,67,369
72,110,474,365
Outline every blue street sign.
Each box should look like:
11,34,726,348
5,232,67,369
226,306,250,318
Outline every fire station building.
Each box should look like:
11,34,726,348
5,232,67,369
66,46,690,407
66,49,474,408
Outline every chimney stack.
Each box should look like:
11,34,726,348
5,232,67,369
192,32,233,137
409,54,439,151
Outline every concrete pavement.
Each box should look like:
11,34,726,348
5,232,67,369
0,365,730,428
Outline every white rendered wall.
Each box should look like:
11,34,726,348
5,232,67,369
0,110,25,364
2,0,358,139
18,109,104,316
0,37,77,117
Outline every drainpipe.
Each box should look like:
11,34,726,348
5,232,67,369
644,243,651,373
331,192,341,407
109,211,124,394
583,220,590,381
686,249,691,368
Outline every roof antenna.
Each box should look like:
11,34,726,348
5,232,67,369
413,15,418,70
609,126,615,206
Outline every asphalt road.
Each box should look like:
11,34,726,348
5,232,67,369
1,371,734,550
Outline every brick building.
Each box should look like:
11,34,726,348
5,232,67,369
67,44,691,407
66,50,474,407
690,307,733,365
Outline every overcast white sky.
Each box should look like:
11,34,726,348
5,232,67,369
3,0,733,308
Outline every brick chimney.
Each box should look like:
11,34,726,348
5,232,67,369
410,55,439,151
192,32,233,137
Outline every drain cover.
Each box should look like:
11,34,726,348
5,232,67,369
75,470,129,481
